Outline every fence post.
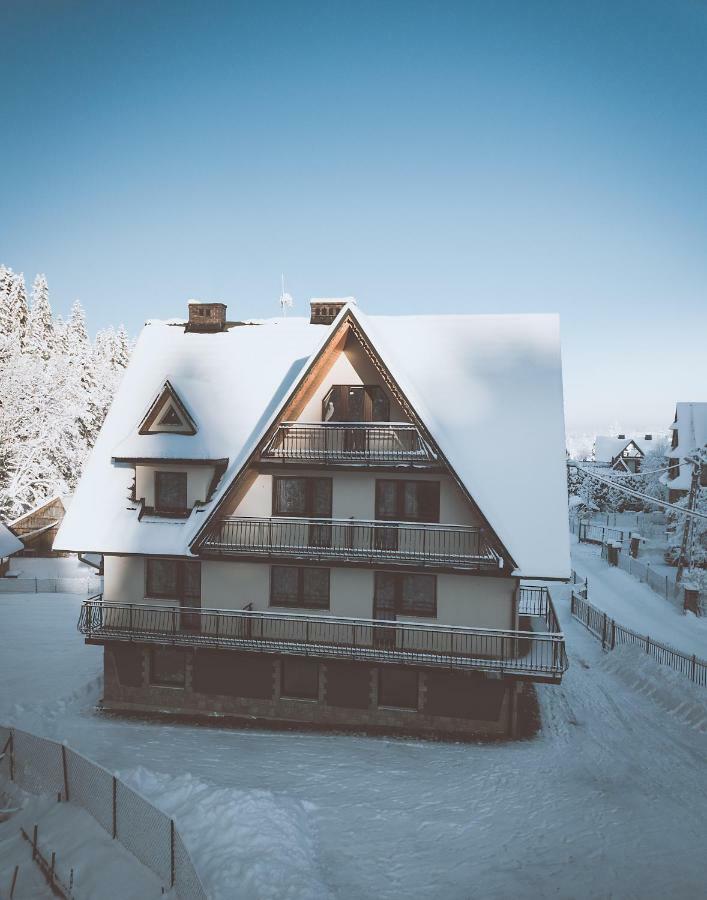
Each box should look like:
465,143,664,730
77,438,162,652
646,635,651,654
601,613,608,650
170,818,176,888
112,776,117,838
692,655,697,682
61,744,69,801
611,620,616,650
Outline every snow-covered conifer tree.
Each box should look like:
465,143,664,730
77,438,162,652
27,274,54,359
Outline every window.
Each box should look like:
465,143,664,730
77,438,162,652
145,559,201,604
375,480,440,523
270,566,330,609
322,385,390,422
374,572,436,618
155,471,188,514
150,647,186,687
158,406,182,426
281,657,319,700
273,477,332,517
378,667,418,709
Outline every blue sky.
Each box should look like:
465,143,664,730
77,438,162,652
1,0,706,432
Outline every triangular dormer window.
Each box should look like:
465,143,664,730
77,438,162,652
139,381,197,435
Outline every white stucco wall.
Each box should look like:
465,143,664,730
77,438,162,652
104,554,515,629
135,464,215,508
230,469,479,525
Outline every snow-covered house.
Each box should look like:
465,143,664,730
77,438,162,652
56,300,570,738
10,495,70,556
593,434,653,473
0,522,23,575
661,403,707,502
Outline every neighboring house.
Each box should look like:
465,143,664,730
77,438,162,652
593,434,654,473
10,495,70,556
661,403,707,503
56,299,570,738
0,522,23,575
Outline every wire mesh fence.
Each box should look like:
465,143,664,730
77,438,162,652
0,725,207,899
570,591,707,687
0,576,103,594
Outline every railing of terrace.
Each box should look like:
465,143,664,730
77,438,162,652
200,516,503,571
78,593,568,681
261,422,438,465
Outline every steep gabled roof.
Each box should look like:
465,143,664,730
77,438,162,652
55,306,570,578
594,435,646,463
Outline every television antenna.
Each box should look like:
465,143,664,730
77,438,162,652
279,274,293,317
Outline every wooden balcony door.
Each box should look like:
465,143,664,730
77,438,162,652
373,572,397,648
322,385,390,453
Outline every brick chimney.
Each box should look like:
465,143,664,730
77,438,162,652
309,297,356,325
186,300,227,333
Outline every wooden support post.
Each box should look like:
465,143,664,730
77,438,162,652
170,819,175,888
10,864,19,899
50,851,55,887
646,635,651,654
61,744,69,802
32,825,37,861
691,655,697,682
112,776,117,839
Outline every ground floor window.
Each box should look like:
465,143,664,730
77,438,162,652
378,667,419,710
281,657,319,700
150,646,186,687
270,566,330,609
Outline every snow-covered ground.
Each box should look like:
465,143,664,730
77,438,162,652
1,589,706,899
5,556,96,578
571,536,707,658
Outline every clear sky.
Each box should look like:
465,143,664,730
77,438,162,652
1,0,706,433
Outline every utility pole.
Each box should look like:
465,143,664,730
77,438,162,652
676,455,701,587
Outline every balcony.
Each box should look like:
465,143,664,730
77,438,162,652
78,591,568,683
260,422,438,467
200,516,503,572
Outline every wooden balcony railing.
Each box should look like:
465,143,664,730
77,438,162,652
78,593,568,682
260,422,438,466
200,516,503,571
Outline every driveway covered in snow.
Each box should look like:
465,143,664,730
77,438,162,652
0,591,705,899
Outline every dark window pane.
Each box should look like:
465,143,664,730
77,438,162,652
302,568,330,609
271,566,299,605
158,406,182,426
378,667,418,709
376,480,398,520
347,387,364,421
402,482,421,520
150,647,185,687
311,479,332,517
368,386,390,422
155,471,187,512
183,561,201,601
402,482,439,522
274,477,307,516
281,657,319,700
400,574,436,616
146,558,179,598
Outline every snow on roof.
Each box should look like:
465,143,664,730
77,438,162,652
594,436,646,463
660,402,707,490
0,522,23,558
9,494,68,526
56,308,570,578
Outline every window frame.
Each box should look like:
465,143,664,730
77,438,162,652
269,565,331,609
374,571,437,618
375,479,440,523
145,558,202,603
272,476,333,518
154,470,189,516
149,646,186,688
321,385,390,423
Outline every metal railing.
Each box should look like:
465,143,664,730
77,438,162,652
261,422,438,465
78,594,568,681
200,516,503,571
0,725,207,899
518,585,550,618
570,590,707,686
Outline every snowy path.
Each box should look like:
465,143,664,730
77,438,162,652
1,592,706,899
571,536,707,658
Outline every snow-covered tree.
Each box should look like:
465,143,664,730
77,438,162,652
0,266,132,518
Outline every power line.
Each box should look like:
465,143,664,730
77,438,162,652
571,464,707,522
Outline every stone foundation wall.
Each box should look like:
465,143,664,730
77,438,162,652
102,642,518,738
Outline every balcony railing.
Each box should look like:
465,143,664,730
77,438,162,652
260,422,438,466
200,516,503,571
78,593,568,682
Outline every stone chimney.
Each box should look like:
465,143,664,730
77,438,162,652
309,297,356,325
186,300,227,333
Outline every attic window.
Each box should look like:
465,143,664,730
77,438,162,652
158,407,183,426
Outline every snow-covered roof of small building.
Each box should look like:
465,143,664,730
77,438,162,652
56,308,570,579
594,436,646,463
0,522,23,558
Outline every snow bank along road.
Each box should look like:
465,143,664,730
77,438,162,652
1,592,705,900
571,535,707,658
